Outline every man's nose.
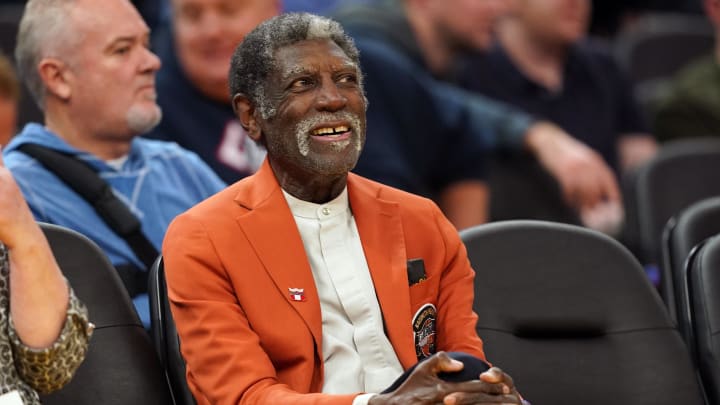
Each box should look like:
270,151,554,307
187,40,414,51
141,47,162,73
316,80,347,111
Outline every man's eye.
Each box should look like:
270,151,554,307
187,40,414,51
114,46,131,55
338,74,357,84
290,78,312,89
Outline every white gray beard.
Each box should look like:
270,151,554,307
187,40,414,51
294,112,364,156
126,104,162,134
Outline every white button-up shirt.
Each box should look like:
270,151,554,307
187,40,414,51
283,188,404,403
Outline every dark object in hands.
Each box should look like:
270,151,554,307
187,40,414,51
437,352,491,383
381,352,490,393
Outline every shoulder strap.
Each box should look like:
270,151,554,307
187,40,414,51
17,144,159,272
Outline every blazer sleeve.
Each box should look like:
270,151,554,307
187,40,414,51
431,203,486,360
163,213,358,405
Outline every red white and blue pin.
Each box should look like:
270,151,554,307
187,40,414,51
288,288,306,302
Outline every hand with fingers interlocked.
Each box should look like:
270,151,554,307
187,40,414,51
369,352,523,405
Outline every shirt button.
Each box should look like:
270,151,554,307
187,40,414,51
322,207,331,216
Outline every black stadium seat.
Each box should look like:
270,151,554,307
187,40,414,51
633,138,720,265
460,220,706,405
38,223,173,405
662,197,720,342
687,234,720,405
625,137,720,313
149,256,196,405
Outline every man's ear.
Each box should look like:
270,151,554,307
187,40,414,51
37,58,72,100
233,93,262,143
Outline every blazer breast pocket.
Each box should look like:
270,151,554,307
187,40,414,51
407,258,437,310
408,281,434,308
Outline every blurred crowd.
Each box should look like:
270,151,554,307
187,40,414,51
0,0,715,280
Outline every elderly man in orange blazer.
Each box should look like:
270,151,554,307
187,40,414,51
163,13,524,405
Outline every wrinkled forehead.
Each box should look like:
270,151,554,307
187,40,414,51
271,39,359,78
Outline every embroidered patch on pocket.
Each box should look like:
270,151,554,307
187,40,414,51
412,303,437,360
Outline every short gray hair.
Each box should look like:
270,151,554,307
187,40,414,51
15,0,79,110
229,13,362,119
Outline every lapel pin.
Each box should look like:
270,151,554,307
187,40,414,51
288,288,306,302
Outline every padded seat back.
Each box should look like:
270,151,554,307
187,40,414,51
631,138,720,266
662,197,720,334
460,220,705,405
38,223,173,405
688,234,720,405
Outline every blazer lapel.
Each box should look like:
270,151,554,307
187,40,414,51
348,175,417,369
234,161,324,358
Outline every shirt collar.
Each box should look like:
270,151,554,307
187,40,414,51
283,187,350,220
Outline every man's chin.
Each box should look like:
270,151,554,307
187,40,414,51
126,105,162,135
307,155,361,177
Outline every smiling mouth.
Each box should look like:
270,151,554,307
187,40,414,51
311,125,350,136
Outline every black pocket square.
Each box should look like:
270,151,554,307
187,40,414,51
407,258,427,286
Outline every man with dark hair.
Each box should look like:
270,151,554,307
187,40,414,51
164,12,525,405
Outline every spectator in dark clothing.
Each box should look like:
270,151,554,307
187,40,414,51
453,0,657,232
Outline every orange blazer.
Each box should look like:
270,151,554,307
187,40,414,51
163,160,485,405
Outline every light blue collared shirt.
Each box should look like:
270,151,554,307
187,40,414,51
4,123,226,326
